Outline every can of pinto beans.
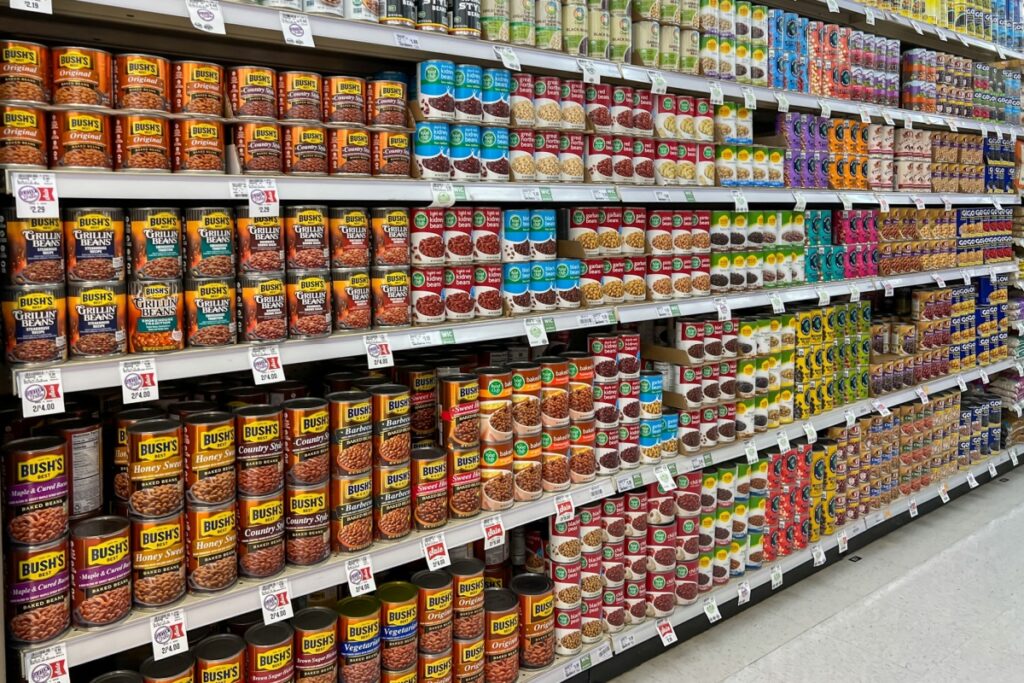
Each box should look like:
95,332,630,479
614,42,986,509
245,622,294,683
70,516,131,628
185,499,237,593
284,480,330,566
412,570,454,655
336,596,382,683
292,606,338,682
378,580,419,672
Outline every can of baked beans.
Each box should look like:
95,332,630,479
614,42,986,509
510,573,554,669
439,374,480,449
282,397,330,485
277,71,322,122
235,121,283,174
127,279,184,353
293,606,338,682
237,489,285,578
377,580,418,671
238,273,287,344
66,280,127,358
234,404,284,497
127,419,184,518
371,130,411,176
329,207,370,269
49,109,113,169
194,634,245,682
130,511,186,608
483,588,518,682
114,53,170,112
372,265,411,327
323,75,366,124
184,499,236,593
228,66,277,119
448,558,485,640
328,127,370,176
52,46,112,107
140,652,195,682
337,596,382,681
172,60,224,116
283,123,328,175
185,277,236,347
374,461,412,541
0,104,47,169
412,570,454,655
330,471,372,553
285,480,330,566
127,208,182,280
328,390,372,475
394,364,437,448
411,446,448,531
236,208,284,273
367,79,407,127
331,268,370,331
0,40,50,105
447,445,481,520
171,117,226,173
69,516,130,627
0,210,63,285
115,113,171,172
369,383,412,467
63,207,125,282
245,622,294,683
184,207,234,277
5,536,71,644
182,411,235,505
371,207,411,266
286,270,332,339
418,649,453,682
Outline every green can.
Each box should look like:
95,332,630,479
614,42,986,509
510,0,536,45
610,14,632,63
482,0,511,42
588,8,611,59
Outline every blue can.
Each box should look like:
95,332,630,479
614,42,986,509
416,60,455,121
502,209,530,262
414,122,451,179
482,68,511,125
555,258,581,309
529,209,557,260
530,261,557,311
454,64,483,122
502,262,532,313
450,124,481,180
639,419,663,461
480,126,509,181
661,412,679,451
639,371,663,421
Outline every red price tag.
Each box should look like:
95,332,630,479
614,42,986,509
259,579,293,624
553,493,574,523
422,533,451,570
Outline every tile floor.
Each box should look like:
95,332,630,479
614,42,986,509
615,469,1024,682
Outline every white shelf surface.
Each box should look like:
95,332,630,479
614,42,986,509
10,264,1015,395
33,356,1013,669
522,445,1019,682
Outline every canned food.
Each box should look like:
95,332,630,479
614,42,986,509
510,573,554,669
285,481,330,566
278,71,323,121
185,277,236,347
374,461,412,540
372,207,411,266
67,280,127,357
0,40,50,104
368,79,407,127
483,588,518,683
282,397,330,485
140,652,194,683
234,404,284,497
238,273,287,343
413,570,454,655
194,634,245,683
372,130,411,176
245,622,294,683
293,606,338,682
127,419,184,518
63,207,125,281
329,207,369,269
5,536,71,644
412,446,448,530
2,436,68,544
131,512,186,608
49,109,113,169
0,104,47,168
377,580,418,671
372,265,411,327
285,270,331,339
238,490,286,578
114,53,170,111
128,279,184,353
283,123,328,175
336,596,382,682
235,121,283,174
185,500,237,593
182,411,235,504
184,207,234,277
328,127,371,176
324,75,366,124
126,208,181,279
449,558,485,640
113,113,172,170
229,66,277,119
1,209,63,284
173,60,224,116
330,472,373,553
52,46,112,107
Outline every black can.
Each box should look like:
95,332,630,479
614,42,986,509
417,0,449,32
382,0,418,27
450,0,481,38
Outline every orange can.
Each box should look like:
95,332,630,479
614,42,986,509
237,208,284,272
371,130,411,177
0,104,47,168
229,65,276,118
373,462,411,541
52,46,112,107
131,511,186,608
63,207,125,281
412,570,454,655
70,516,131,627
234,404,284,497
369,384,412,465
440,373,480,449
377,580,418,671
483,589,519,682
329,207,370,269
173,60,224,116
367,79,407,127
453,636,485,682
115,113,171,171
447,445,481,519
114,53,170,112
285,480,330,566
238,273,287,343
329,472,372,552
283,123,328,175
329,127,371,176
238,490,285,578
330,270,369,336
370,207,411,265
245,622,294,683
193,634,245,683
327,390,373,475
277,71,322,121
49,109,113,169
235,121,282,174
172,117,226,173
412,446,448,530
282,397,330,484
285,270,331,339
419,650,454,682
184,499,237,593
128,207,182,280
450,558,485,640
323,75,365,124
182,411,235,505
0,40,50,104
510,574,554,669
0,209,64,284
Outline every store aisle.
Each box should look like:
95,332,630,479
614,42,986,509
616,470,1024,683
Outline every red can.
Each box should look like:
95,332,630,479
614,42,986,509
411,265,445,325
588,333,619,380
410,207,445,266
443,208,474,265
471,207,501,262
584,83,612,132
473,263,502,318
611,85,633,134
585,134,612,182
533,76,561,128
632,89,653,136
611,135,633,183
560,79,585,131
632,137,655,185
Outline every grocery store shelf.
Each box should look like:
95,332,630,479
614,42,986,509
3,1,1021,139
4,171,1021,206
524,446,1019,682
10,264,1013,396
35,356,1013,669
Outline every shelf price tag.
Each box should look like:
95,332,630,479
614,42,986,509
938,483,950,503
792,191,807,212
150,609,188,661
186,0,226,34
279,12,315,47
770,565,783,590
838,529,849,553
848,282,861,302
802,422,817,444
259,579,293,624
876,194,890,213
947,119,957,132
11,0,52,13
553,493,574,523
703,596,722,624
577,59,600,84
618,633,636,651
936,26,948,41
816,287,830,307
744,440,759,464
825,0,839,11
231,178,279,217
563,660,583,679
859,106,872,124
481,514,506,549
657,617,679,645
775,91,790,112
709,82,724,105
871,399,891,417
910,19,923,34
915,386,929,405
881,108,894,126
493,46,521,71
910,195,926,210
363,333,395,369
776,430,791,452
11,172,59,218
840,193,852,211
769,293,784,314
844,409,856,427
422,532,451,570
654,465,677,490
345,555,376,596
394,32,421,49
524,317,549,346
409,330,442,348
737,581,751,605
817,100,831,118
714,297,731,321
865,6,876,24
883,280,894,297
429,182,457,207
956,375,967,391
988,461,998,478
648,70,669,95
18,369,65,418
22,645,69,683
979,367,989,384
742,87,757,110
903,115,913,130
120,358,160,405
966,472,979,489
731,190,748,213
1011,450,1019,467
521,187,541,202
617,472,642,492
812,545,826,567
909,498,918,518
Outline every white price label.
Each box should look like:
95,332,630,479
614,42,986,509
988,461,998,478
792,191,807,212
493,45,521,71
915,386,929,404
877,194,890,213
938,484,950,503
883,280,894,297
279,12,315,47
481,515,506,549
865,6,876,24
618,633,636,651
524,317,549,346
422,533,451,570
957,375,967,392
859,106,872,124
577,59,600,84
563,660,583,679
11,172,59,218
936,27,948,41
742,87,757,110
11,0,52,13
948,119,957,132
120,358,160,404
553,493,574,523
817,100,831,118
992,197,1004,211
714,297,731,321
654,465,677,490
150,609,188,661
840,193,853,211
244,178,280,217
737,581,751,605
656,617,679,645
909,498,918,518
770,565,783,589
967,472,978,489
394,32,421,49
881,108,894,126
910,195,926,210
838,530,849,553
648,70,668,95
654,190,672,203
980,368,990,384
803,422,817,444
617,473,641,492
872,399,891,417
812,544,826,567
932,274,946,289
731,189,748,213
816,287,830,307
1011,451,1019,467
744,440,759,464
910,19,923,34
18,369,65,418
997,44,1008,59
23,645,70,683
849,283,861,302
521,187,541,201
249,345,285,385
769,293,784,314
776,430,791,452
259,579,294,623
186,0,226,34
826,0,839,11
345,555,376,596
429,182,457,207
903,115,913,130
709,82,724,105
775,91,790,113
363,333,395,369
960,269,972,285
845,409,856,427
703,596,722,623
409,330,442,348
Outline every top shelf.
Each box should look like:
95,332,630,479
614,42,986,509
4,0,1023,139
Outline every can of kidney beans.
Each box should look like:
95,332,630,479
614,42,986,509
130,512,186,608
412,446,448,531
412,570,454,655
377,580,418,671
237,489,285,578
245,622,294,683
483,588,518,683
5,535,71,644
336,596,382,682
510,573,555,669
292,606,338,682
69,516,130,628
185,499,237,593
2,435,69,545
285,480,330,566
411,207,445,266
194,633,245,682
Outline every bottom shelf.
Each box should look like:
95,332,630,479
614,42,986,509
524,447,1021,683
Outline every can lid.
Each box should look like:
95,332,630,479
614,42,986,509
325,390,371,403
126,418,181,435
281,397,328,410
139,652,194,680
510,572,554,596
182,410,233,426
193,633,245,663
233,403,281,419
244,621,293,647
71,515,128,540
412,446,445,460
1,435,66,456
292,606,338,632
411,569,453,591
483,587,517,612
88,672,144,683
336,595,381,618
367,383,411,396
376,580,419,605
447,557,484,578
